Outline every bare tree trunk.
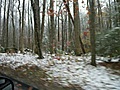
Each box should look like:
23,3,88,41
73,0,83,56
67,0,73,53
40,0,46,45
116,0,120,26
20,0,25,52
63,0,85,55
97,0,103,31
61,13,64,51
49,0,55,54
63,0,74,23
57,2,62,50
108,0,112,29
11,0,16,48
30,8,34,52
0,0,2,45
68,13,73,52
2,0,6,47
47,7,50,52
28,1,30,48
64,15,68,52
6,0,11,48
57,15,60,49
31,0,43,58
117,0,120,25
17,0,22,51
88,0,96,66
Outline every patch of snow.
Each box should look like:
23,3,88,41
0,53,120,90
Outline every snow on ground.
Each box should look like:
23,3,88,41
0,53,120,90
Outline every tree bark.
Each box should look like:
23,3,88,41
0,0,2,45
61,14,64,51
49,0,55,54
73,0,84,55
67,1,73,53
20,0,25,52
31,0,43,58
18,0,22,51
116,0,120,26
40,0,46,46
2,0,6,47
88,0,96,66
30,8,34,52
6,0,11,48
11,0,16,48
63,0,85,55
27,0,31,49
108,0,112,29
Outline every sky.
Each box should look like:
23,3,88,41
0,0,114,17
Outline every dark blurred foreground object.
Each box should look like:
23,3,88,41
0,76,14,90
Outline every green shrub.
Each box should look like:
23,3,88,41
96,27,120,57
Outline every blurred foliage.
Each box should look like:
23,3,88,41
96,27,120,57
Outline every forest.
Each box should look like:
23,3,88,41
0,0,120,90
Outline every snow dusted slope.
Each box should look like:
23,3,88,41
0,53,120,90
